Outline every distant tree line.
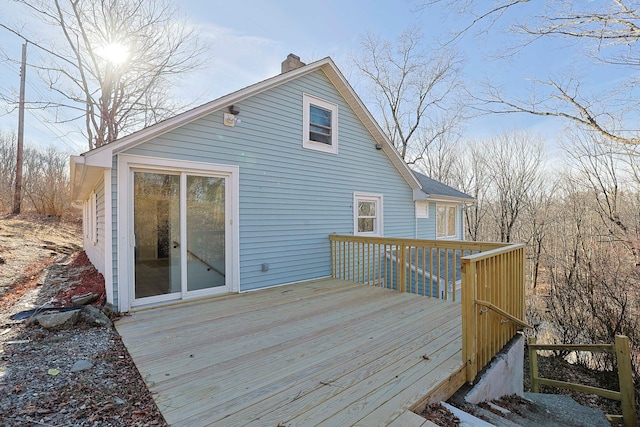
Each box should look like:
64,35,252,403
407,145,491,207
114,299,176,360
0,129,70,217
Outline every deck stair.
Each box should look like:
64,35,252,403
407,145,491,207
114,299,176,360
446,392,611,427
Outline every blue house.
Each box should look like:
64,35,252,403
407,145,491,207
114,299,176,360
70,54,473,313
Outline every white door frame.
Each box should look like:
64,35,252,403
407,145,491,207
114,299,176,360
117,154,240,312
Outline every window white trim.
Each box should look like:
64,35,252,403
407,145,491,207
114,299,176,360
86,192,98,245
354,192,383,236
103,169,114,307
302,93,338,154
436,203,459,240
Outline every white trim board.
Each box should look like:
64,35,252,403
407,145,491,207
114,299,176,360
116,154,240,312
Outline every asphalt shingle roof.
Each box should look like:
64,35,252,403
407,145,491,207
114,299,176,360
412,170,474,201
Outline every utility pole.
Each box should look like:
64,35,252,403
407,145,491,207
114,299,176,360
13,42,26,215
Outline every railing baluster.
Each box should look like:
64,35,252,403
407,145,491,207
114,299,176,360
444,248,450,301
429,247,434,297
420,246,427,296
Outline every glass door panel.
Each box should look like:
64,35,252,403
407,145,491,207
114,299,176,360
133,172,181,299
186,175,226,291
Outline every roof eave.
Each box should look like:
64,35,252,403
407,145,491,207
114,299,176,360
426,194,477,204
70,155,109,201
78,56,422,193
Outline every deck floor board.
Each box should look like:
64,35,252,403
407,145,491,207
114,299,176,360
116,278,463,426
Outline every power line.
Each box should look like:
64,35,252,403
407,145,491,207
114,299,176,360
0,24,85,152
25,108,84,152
0,22,75,67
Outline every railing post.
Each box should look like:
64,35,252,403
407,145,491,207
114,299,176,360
461,258,478,382
529,337,539,393
615,335,637,427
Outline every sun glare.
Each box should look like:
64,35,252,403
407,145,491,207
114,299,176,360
97,42,130,65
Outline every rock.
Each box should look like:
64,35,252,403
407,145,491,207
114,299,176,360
81,305,112,327
101,302,116,318
70,359,93,372
34,309,80,330
71,292,99,305
0,256,5,264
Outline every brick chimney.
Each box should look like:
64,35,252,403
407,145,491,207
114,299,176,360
281,53,306,73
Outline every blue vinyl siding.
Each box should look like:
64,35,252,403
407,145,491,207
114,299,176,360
123,70,416,291
415,202,437,240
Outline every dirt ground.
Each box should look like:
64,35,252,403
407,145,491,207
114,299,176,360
0,214,167,426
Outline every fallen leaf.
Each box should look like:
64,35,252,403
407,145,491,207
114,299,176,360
48,368,60,376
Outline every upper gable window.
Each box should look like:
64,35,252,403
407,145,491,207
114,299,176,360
303,94,338,154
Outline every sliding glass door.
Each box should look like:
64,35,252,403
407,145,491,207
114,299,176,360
133,172,181,299
133,170,228,303
186,175,226,291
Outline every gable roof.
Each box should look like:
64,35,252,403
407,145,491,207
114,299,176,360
412,170,475,203
71,57,423,201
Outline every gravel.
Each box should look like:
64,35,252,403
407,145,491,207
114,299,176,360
0,324,166,426
0,215,167,426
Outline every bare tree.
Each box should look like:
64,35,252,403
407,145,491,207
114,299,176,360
422,0,640,145
543,175,640,376
0,128,71,216
483,131,545,243
352,27,464,163
521,177,557,289
450,141,489,241
4,0,206,150
416,127,461,185
567,131,640,266
0,130,17,212
22,146,70,216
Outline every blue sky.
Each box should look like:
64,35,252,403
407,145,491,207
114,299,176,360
0,0,627,154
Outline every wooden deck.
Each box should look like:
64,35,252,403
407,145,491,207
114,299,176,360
116,278,465,426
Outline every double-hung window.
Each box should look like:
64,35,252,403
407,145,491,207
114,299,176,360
303,94,338,154
436,204,458,239
354,193,383,236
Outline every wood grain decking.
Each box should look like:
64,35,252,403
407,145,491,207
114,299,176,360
116,278,464,426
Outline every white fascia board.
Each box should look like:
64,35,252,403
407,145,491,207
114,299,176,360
85,147,114,168
69,154,110,201
70,155,85,201
427,195,477,204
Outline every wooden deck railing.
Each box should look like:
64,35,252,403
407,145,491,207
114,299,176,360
329,235,502,301
461,243,530,382
528,336,637,427
329,235,529,383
